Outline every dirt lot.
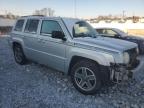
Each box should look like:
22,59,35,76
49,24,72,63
0,36,144,108
127,29,144,36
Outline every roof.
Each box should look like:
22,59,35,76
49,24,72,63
20,15,61,20
95,27,117,29
19,16,81,36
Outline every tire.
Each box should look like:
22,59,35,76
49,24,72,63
71,60,102,95
13,44,27,65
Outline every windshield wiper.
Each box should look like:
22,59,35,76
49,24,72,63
74,33,99,38
74,33,92,38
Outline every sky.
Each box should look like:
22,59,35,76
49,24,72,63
0,0,144,18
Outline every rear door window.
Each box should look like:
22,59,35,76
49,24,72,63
24,19,39,33
14,19,24,31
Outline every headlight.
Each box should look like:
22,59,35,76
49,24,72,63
123,52,130,64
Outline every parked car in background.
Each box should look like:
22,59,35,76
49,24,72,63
95,28,144,54
8,16,139,95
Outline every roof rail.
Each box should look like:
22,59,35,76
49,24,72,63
31,15,46,17
21,15,46,17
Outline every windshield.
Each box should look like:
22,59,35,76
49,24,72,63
114,28,128,36
73,21,98,38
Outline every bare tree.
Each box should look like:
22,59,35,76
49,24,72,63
33,8,55,16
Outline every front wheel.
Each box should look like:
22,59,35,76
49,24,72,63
71,60,102,95
13,45,27,65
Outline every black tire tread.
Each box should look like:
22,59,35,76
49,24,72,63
71,60,102,95
13,45,27,65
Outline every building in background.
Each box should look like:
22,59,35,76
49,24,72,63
0,18,15,35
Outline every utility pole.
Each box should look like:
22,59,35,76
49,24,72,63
74,0,77,18
122,10,125,19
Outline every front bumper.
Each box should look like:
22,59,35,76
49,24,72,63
110,60,140,83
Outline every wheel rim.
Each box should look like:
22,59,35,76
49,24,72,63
74,67,96,91
14,47,23,63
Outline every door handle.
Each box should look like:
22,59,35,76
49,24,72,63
37,38,46,43
37,38,43,42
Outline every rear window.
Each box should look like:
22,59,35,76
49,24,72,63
14,20,24,31
24,19,39,33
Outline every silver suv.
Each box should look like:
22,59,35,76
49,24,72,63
9,16,139,95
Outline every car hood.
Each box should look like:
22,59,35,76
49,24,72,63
126,35,144,41
73,36,137,52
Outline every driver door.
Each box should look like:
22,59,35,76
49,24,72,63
36,20,67,72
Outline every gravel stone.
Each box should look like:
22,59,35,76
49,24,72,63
0,36,144,108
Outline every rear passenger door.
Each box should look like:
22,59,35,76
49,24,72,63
23,19,40,61
37,20,67,72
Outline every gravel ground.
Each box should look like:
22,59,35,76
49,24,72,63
0,36,144,108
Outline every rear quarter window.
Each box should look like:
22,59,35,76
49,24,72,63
14,20,24,31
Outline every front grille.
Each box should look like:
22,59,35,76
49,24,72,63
127,48,137,65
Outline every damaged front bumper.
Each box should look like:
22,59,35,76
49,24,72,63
110,59,140,83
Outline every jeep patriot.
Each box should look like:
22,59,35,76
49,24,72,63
8,16,139,95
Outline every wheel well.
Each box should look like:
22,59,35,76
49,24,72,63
68,56,99,75
12,42,21,49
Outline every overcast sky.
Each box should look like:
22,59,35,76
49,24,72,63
0,0,144,18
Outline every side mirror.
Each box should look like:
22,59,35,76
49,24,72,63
114,34,120,38
52,31,66,41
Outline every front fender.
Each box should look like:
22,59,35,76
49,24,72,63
66,47,115,73
11,34,26,53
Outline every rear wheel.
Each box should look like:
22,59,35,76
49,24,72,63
13,45,27,65
71,60,102,95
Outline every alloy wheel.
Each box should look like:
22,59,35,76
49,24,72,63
74,67,96,91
